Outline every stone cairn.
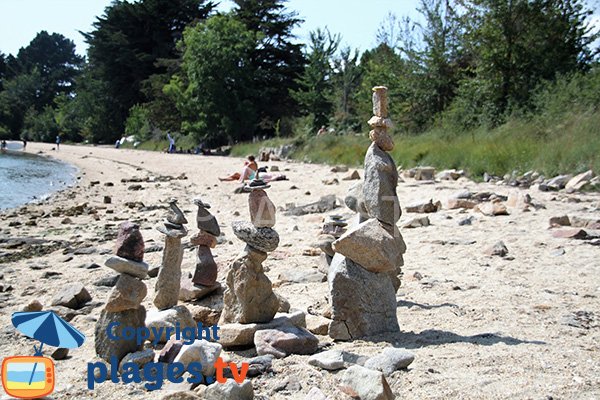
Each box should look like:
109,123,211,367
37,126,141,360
220,180,280,324
178,197,222,301
95,221,148,362
317,215,347,267
145,198,196,344
328,86,407,340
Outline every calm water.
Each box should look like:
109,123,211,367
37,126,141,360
0,150,77,210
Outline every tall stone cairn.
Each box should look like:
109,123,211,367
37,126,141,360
328,86,406,340
96,221,148,362
190,197,220,288
220,184,280,324
154,198,187,310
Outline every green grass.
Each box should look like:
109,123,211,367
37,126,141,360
231,108,600,179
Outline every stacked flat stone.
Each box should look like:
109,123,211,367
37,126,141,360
154,198,188,310
96,221,148,362
317,215,347,266
184,197,221,298
328,86,407,340
220,186,280,324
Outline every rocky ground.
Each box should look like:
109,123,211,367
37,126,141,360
0,142,599,399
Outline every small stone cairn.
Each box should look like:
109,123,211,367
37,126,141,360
95,221,148,362
220,179,280,324
317,215,347,266
145,199,196,344
328,86,407,340
178,197,222,301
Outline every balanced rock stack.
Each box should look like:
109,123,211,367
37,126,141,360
147,199,196,343
154,198,188,310
328,86,406,341
96,221,148,362
317,215,348,266
220,180,280,324
179,197,221,301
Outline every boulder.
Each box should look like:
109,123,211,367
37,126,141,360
328,254,399,340
220,246,279,324
95,306,146,362
51,282,92,309
364,348,415,376
340,365,394,400
332,218,406,273
105,274,147,312
173,339,222,376
363,143,401,226
254,326,319,358
146,305,196,343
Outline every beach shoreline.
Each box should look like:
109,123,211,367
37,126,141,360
0,142,599,399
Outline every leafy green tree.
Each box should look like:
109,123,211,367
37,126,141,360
166,14,258,145
0,69,42,137
82,0,215,141
331,47,363,132
233,0,306,136
291,28,340,133
459,0,599,120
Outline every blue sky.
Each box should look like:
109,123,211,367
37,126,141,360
0,0,422,57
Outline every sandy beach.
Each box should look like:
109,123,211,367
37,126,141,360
1,142,599,399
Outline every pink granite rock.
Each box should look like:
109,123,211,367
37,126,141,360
114,221,144,261
248,189,276,228
192,246,218,286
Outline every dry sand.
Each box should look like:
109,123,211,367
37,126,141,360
0,142,599,399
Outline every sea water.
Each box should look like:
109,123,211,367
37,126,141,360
0,150,77,210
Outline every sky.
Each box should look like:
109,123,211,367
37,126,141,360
0,0,421,57
0,0,599,58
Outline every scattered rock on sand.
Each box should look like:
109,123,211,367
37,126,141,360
414,166,435,181
51,282,92,309
405,199,441,213
342,170,361,181
204,379,254,400
484,241,509,257
401,216,430,229
174,339,222,376
475,201,509,216
51,348,69,360
340,365,394,400
308,350,345,370
118,349,155,372
565,170,593,191
549,215,570,227
254,325,319,358
364,348,415,376
23,299,43,312
551,228,590,240
146,305,196,343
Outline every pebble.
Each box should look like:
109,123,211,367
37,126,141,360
363,348,415,376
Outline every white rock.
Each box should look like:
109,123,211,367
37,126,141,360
308,350,345,370
173,339,222,376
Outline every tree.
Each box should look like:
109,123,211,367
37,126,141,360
291,28,340,132
459,0,599,119
82,0,215,141
166,14,258,145
233,0,305,136
331,47,363,132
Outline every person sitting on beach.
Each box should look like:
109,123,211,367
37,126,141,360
219,155,258,182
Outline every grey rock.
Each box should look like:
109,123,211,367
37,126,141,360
484,241,509,257
306,314,330,335
364,348,415,376
105,256,149,279
95,306,146,362
231,221,279,253
158,337,184,364
94,275,119,287
277,269,326,284
344,181,369,221
363,143,401,226
162,391,200,400
340,365,394,400
105,274,147,312
154,236,184,310
308,350,345,370
174,339,222,376
51,282,92,309
179,279,221,302
51,348,69,360
401,216,430,228
204,378,254,400
146,305,196,343
305,387,328,400
220,246,279,324
414,166,435,181
332,218,406,273
458,216,475,226
191,246,218,287
254,325,319,358
219,311,306,348
118,349,155,372
194,198,221,236
167,199,188,225
328,254,399,340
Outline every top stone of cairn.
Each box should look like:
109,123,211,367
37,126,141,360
372,86,388,118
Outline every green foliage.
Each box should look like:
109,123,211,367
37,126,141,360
23,106,59,142
125,104,153,141
291,28,341,132
167,14,258,145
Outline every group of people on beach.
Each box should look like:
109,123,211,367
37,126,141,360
219,154,287,183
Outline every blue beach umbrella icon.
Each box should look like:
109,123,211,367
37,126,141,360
11,311,86,384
